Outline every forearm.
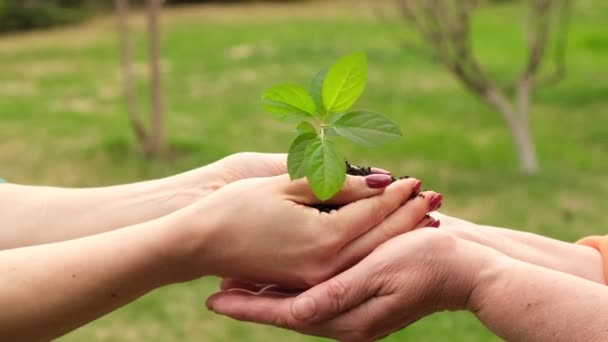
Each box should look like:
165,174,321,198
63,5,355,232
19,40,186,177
472,257,608,342
0,167,218,249
480,224,605,283
0,217,183,341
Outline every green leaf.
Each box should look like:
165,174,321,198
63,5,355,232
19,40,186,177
310,67,328,115
332,111,403,147
322,126,338,138
262,84,317,122
322,52,367,114
288,133,316,179
305,136,346,200
296,121,317,135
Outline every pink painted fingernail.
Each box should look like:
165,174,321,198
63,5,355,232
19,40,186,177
413,180,422,193
370,167,391,175
365,174,393,189
430,219,441,228
430,193,443,211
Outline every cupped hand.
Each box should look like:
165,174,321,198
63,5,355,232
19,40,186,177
171,173,441,288
208,152,287,185
420,212,605,284
207,228,502,341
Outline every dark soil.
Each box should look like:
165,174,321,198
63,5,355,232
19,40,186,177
312,161,418,213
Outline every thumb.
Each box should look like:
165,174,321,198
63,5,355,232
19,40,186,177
207,261,378,328
290,262,378,323
287,174,394,205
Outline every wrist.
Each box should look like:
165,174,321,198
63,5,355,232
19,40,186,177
162,165,222,203
466,253,517,315
151,201,219,284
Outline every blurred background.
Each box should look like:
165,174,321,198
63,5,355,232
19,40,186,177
0,0,606,341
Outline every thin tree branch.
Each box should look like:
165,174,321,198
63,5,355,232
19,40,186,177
146,0,165,156
534,0,572,87
522,0,552,79
115,0,147,143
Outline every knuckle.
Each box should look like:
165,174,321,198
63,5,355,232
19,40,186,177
320,214,348,244
340,176,356,194
369,200,390,223
395,178,419,199
426,230,459,253
317,213,336,232
271,312,297,331
324,277,349,313
225,151,250,163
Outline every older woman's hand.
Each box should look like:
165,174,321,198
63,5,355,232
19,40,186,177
206,229,499,341
207,227,608,342
417,212,605,284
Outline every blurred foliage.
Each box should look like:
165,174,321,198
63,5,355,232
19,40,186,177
0,0,306,33
167,0,305,3
0,0,95,33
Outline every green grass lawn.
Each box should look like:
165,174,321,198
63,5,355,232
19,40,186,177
1,0,607,341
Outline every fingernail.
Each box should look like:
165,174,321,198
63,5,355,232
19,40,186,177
370,167,391,175
365,174,392,189
413,180,422,193
292,296,316,321
206,298,215,311
430,219,441,228
430,193,443,211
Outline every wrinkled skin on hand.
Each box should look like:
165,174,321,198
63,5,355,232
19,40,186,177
207,228,499,341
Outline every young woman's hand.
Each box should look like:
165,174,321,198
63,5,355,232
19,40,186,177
176,153,287,198
208,152,287,184
165,174,442,288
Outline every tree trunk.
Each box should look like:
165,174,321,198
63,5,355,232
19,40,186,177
115,0,147,144
146,0,165,157
510,118,539,174
514,76,539,174
484,88,539,174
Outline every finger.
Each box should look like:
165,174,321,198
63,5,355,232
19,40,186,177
207,291,298,326
414,214,440,229
286,268,380,324
430,211,470,227
337,191,442,266
304,292,421,342
207,290,393,342
331,178,422,241
286,174,395,205
209,258,378,326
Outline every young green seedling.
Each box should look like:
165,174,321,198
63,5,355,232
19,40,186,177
262,52,403,200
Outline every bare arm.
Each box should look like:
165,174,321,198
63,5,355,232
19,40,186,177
0,152,287,249
0,171,213,249
472,257,608,342
0,217,179,341
0,172,432,341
